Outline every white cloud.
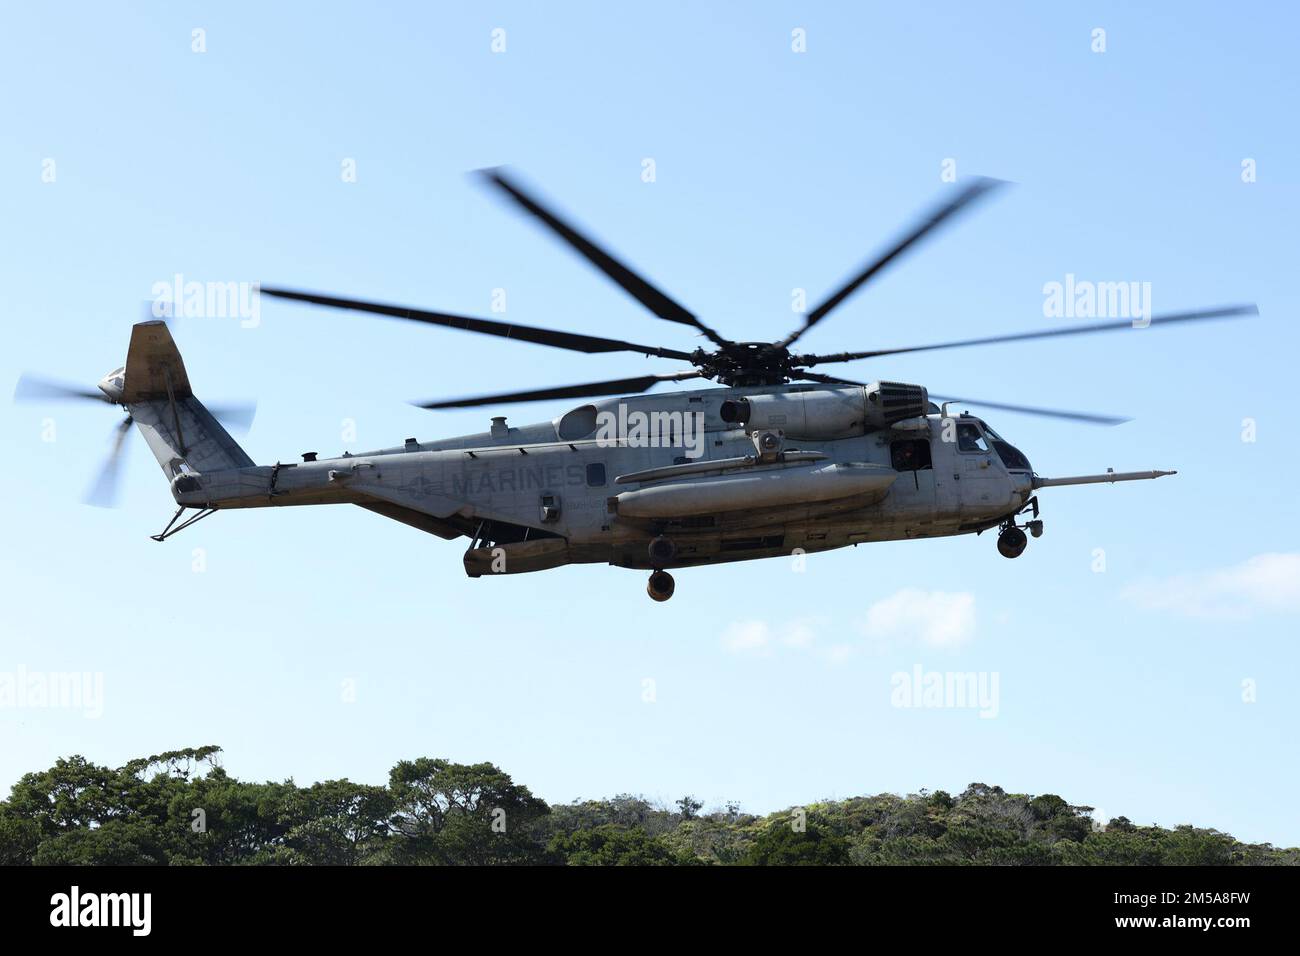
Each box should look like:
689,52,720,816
859,588,977,649
822,643,855,664
1121,552,1300,619
721,620,771,654
723,597,978,660
781,620,817,648
720,618,827,658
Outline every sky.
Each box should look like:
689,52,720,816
2,3,1298,845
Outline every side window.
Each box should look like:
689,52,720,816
890,438,932,471
955,423,989,453
585,462,607,487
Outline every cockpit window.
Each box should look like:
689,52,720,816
978,421,1031,471
955,423,988,453
993,440,1030,471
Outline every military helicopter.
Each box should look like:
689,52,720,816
16,170,1254,600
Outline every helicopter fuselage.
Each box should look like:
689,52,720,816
161,382,1038,580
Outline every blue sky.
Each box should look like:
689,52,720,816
2,3,1297,845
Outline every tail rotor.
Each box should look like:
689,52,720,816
13,360,256,509
84,415,134,508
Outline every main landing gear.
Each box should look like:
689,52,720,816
996,496,1043,560
646,535,678,601
647,569,676,602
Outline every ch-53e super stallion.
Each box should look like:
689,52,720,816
17,170,1254,600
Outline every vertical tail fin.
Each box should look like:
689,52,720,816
120,321,253,480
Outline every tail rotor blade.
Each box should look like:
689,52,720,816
84,417,134,508
206,402,258,433
14,374,107,404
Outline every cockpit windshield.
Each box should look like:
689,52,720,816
978,420,1032,472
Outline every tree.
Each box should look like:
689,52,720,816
381,758,549,864
743,822,851,865
281,780,394,865
0,809,40,865
676,795,703,820
1,748,1294,867
33,819,170,865
175,769,299,865
549,825,695,866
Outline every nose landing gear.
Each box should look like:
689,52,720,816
997,525,1028,559
647,569,676,602
996,497,1042,559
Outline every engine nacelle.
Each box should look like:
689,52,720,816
864,380,929,428
718,382,928,438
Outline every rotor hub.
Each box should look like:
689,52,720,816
695,342,796,387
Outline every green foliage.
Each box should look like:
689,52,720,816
279,780,395,865
33,819,170,865
378,758,549,864
548,825,695,865
1,751,1294,866
676,795,703,820
0,808,40,865
743,821,851,865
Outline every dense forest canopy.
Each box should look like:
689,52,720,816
1,747,1293,865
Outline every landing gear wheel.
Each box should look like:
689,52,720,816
997,526,1028,559
647,569,675,602
1027,520,1044,539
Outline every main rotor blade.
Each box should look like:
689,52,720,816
796,304,1258,366
14,374,108,403
84,417,133,508
415,371,703,410
478,168,730,347
793,370,1128,425
261,287,694,361
928,393,1129,426
780,177,1006,348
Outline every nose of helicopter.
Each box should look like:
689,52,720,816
97,366,126,403
1002,445,1034,503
